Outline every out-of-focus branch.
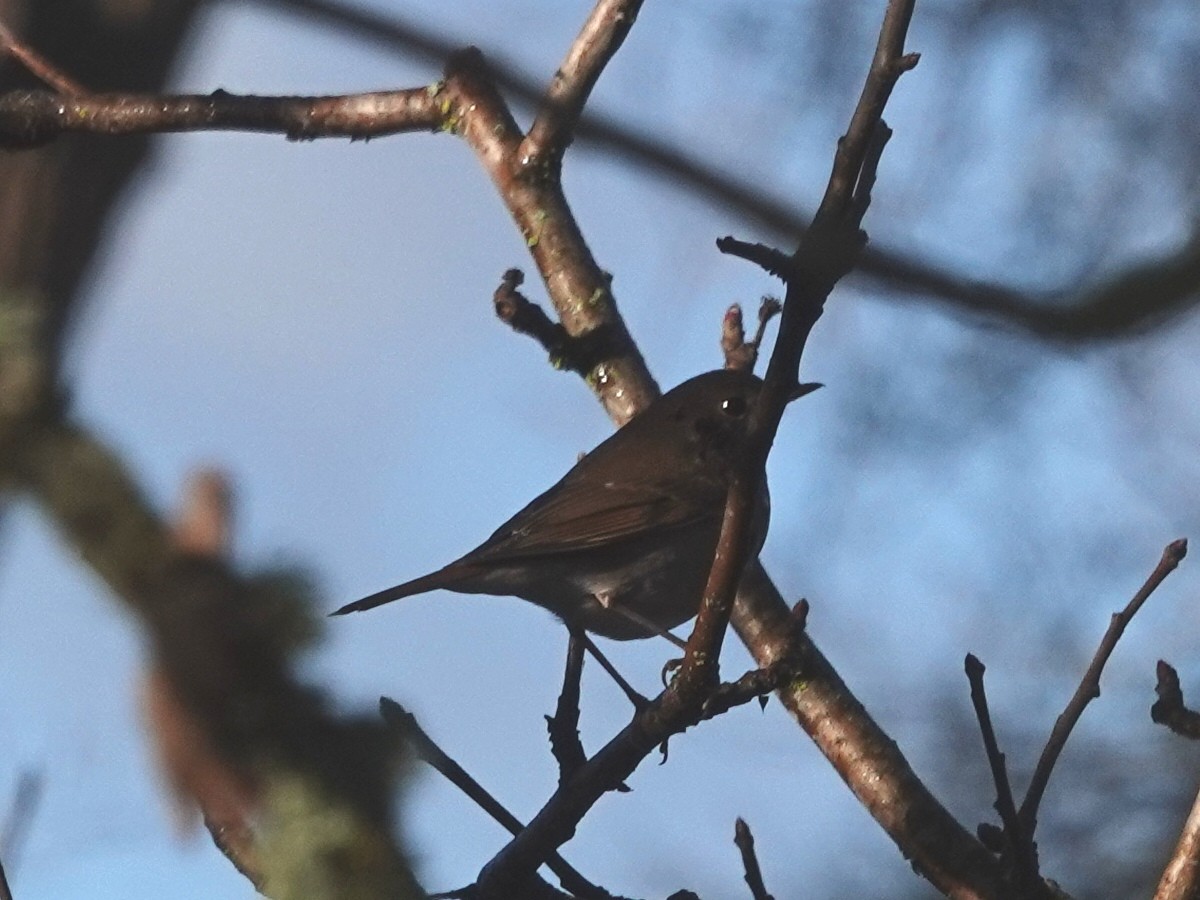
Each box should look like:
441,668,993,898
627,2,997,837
249,0,1200,341
0,18,85,95
1020,539,1188,833
733,818,773,900
0,771,42,879
7,420,421,900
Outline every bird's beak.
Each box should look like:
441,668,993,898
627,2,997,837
788,382,824,402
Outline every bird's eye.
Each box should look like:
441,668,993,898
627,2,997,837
721,396,748,417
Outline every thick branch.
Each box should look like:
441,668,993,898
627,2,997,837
8,418,420,900
443,47,657,423
1156,780,1200,900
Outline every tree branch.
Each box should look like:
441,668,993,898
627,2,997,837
1019,538,1188,832
0,86,443,146
249,0,1200,341
1155,777,1200,900
733,818,773,900
965,654,1042,895
8,418,421,900
379,698,618,900
521,0,643,162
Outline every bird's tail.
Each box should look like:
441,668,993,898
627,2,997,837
329,567,465,616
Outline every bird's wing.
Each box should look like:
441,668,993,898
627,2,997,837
466,473,725,563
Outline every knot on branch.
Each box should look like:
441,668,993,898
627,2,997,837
1152,660,1200,739
493,269,624,375
721,298,783,372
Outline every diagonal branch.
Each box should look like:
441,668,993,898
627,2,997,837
0,18,86,95
521,0,643,162
8,418,421,900
379,698,618,900
1019,538,1188,833
1155,776,1200,900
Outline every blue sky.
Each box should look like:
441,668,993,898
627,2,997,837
2,2,1199,897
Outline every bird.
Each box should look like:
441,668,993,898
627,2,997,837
332,368,818,640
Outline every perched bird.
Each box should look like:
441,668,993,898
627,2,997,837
332,369,818,640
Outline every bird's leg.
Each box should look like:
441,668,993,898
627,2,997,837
545,629,588,783
593,591,687,649
577,632,649,710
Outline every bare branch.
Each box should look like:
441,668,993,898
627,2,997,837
474,632,809,899
1019,538,1188,832
0,87,443,147
733,818,774,900
1152,661,1200,740
965,655,1043,895
493,269,589,375
522,0,644,161
0,17,85,95
378,698,619,900
254,0,1200,341
443,47,658,423
721,299,782,373
1156,778,1200,900
9,419,420,899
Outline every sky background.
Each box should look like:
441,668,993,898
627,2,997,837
2,1,1199,897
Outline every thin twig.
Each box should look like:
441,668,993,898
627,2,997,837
579,633,648,709
1019,538,1188,831
0,19,86,96
378,698,614,900
964,654,1041,893
493,270,579,373
721,299,782,372
733,818,774,900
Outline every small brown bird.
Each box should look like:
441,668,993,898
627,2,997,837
332,369,818,640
